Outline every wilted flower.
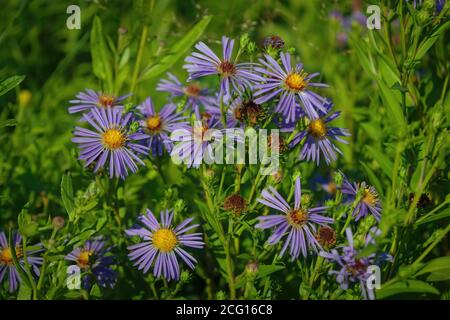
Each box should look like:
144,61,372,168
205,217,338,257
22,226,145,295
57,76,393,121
126,209,204,281
316,226,336,248
137,97,189,156
256,177,333,259
0,231,43,292
263,35,285,49
223,194,247,215
66,237,117,289
289,100,350,165
254,52,328,122
183,36,262,97
68,89,131,114
342,180,382,221
72,108,149,179
157,73,215,119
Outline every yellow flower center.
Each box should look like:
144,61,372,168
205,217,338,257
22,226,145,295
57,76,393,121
308,119,327,138
0,248,12,265
285,72,307,91
362,188,378,207
102,129,125,150
184,84,201,97
152,229,178,252
287,208,309,228
77,250,92,269
98,95,116,108
217,61,236,77
0,246,23,266
146,115,162,133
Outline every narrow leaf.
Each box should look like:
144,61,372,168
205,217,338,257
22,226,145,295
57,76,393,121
0,75,25,96
141,15,212,80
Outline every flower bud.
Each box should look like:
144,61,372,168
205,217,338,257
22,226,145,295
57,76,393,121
52,216,65,229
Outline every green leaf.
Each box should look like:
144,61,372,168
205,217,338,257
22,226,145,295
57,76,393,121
17,284,32,300
91,16,113,91
0,119,18,128
141,15,212,80
18,202,38,237
415,257,450,281
415,207,450,225
376,279,439,299
61,174,75,221
236,264,285,289
66,229,97,247
364,145,393,180
359,161,383,196
257,264,285,278
90,284,102,298
0,75,25,96
378,79,407,135
350,38,376,77
415,21,450,60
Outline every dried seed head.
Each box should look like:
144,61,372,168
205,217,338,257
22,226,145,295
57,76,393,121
263,35,285,49
223,194,247,215
316,226,336,248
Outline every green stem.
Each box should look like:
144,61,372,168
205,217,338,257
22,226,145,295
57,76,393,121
22,236,38,300
414,224,450,264
130,25,149,96
200,168,236,299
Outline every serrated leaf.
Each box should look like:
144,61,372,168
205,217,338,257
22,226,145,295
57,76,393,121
141,15,212,81
376,279,439,299
0,75,25,96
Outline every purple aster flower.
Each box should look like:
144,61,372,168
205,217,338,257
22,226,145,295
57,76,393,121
66,237,117,289
137,97,189,156
436,0,445,13
254,52,328,122
342,179,382,221
255,177,334,260
289,100,350,165
157,73,215,119
72,108,149,179
183,36,262,98
0,231,43,292
205,98,239,128
126,209,204,281
170,115,242,168
68,89,131,114
320,228,390,300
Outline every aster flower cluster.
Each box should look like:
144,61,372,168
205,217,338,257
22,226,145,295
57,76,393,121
52,33,389,299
